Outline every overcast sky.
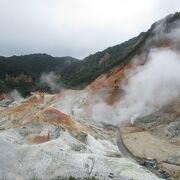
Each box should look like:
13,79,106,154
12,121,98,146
0,0,180,59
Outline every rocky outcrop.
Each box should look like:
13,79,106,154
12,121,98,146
0,91,163,180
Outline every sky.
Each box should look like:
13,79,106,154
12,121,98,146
0,0,180,59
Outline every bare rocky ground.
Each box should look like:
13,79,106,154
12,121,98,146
0,91,164,180
123,99,180,179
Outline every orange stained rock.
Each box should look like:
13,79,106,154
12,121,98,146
82,64,130,107
106,87,124,105
86,53,149,106
36,107,85,132
10,94,44,113
121,126,145,134
88,63,131,92
10,102,35,113
26,93,44,104
27,135,49,144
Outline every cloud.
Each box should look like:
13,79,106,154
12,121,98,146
0,0,180,58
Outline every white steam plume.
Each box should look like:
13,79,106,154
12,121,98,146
40,72,63,92
55,16,180,126
90,48,180,125
145,15,180,49
9,89,24,102
85,17,180,125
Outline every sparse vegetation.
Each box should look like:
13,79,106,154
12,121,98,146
84,157,96,177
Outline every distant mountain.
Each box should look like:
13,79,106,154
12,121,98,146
0,12,180,96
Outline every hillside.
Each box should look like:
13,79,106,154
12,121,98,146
0,28,149,95
0,31,147,96
1,12,179,96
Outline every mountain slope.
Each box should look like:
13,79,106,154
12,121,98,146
61,32,147,87
0,32,147,96
0,12,180,96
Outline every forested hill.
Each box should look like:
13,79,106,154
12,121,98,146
0,32,147,96
0,54,79,95
0,12,180,96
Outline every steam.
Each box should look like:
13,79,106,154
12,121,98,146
40,72,63,92
54,16,180,126
83,17,180,125
9,90,24,102
146,14,180,49
89,48,180,125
